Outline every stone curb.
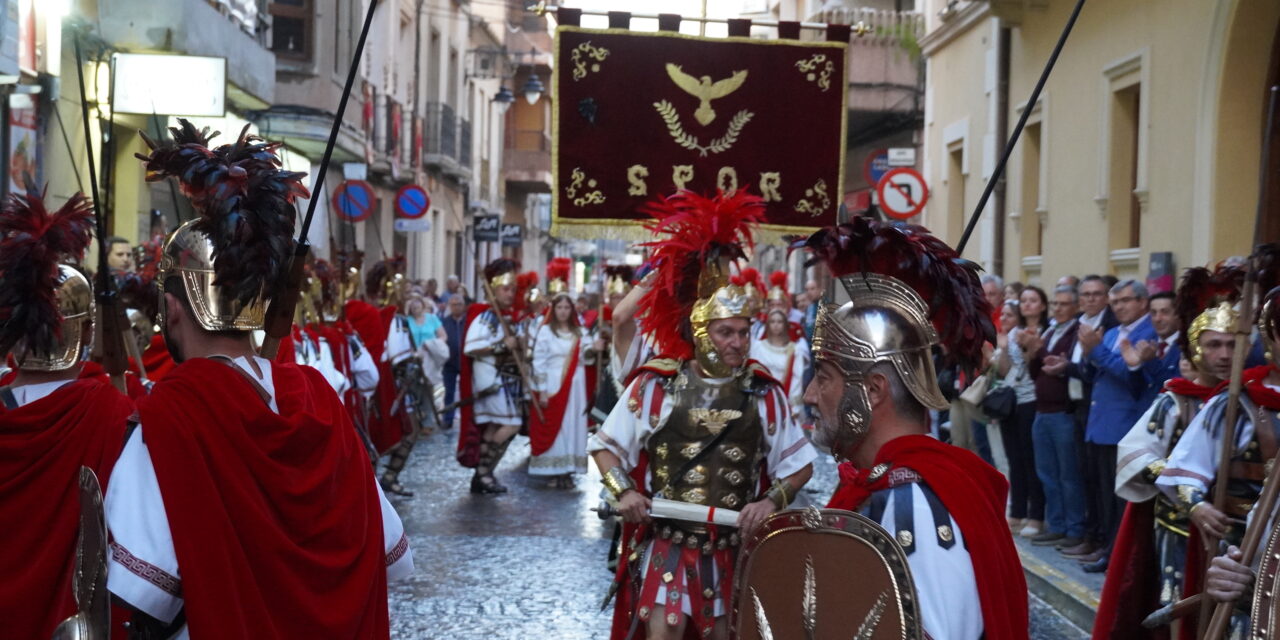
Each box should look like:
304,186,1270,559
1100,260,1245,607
1019,546,1100,633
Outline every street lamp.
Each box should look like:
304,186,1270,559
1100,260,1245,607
493,86,515,113
521,74,544,105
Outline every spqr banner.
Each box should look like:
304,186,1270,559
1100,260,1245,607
551,23,848,240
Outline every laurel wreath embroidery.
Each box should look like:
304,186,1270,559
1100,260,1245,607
653,100,754,157
794,179,830,217
565,167,605,206
571,42,610,81
795,54,834,92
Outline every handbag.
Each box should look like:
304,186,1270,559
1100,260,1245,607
959,373,990,406
981,384,1017,421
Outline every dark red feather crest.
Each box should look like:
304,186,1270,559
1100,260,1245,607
603,264,635,284
1174,263,1244,354
364,254,406,299
636,189,764,360
1253,243,1280,337
0,178,95,358
136,118,309,307
799,216,994,372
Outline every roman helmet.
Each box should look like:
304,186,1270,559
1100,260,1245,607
1174,263,1244,373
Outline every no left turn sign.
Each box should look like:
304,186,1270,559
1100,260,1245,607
876,168,929,220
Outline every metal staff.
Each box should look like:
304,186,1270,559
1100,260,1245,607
73,35,127,394
261,0,379,358
1201,84,1280,640
956,0,1088,254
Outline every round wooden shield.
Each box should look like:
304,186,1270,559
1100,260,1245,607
732,506,923,640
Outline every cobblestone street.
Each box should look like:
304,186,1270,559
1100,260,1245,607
384,430,1088,640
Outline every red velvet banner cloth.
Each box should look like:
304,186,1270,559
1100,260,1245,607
553,26,847,237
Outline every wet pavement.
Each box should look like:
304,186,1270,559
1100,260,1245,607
383,429,1088,639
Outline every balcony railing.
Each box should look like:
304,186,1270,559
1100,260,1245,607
459,118,473,168
424,102,457,162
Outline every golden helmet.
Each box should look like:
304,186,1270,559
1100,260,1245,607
20,266,95,372
156,220,268,331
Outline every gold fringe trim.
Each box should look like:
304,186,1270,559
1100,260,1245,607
550,219,818,245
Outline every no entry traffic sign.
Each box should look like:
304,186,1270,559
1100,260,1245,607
395,184,430,219
863,148,890,187
876,168,929,220
332,180,375,222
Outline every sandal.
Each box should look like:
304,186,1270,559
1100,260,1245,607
380,477,414,497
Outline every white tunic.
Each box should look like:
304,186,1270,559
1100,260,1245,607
866,482,983,640
529,324,590,475
347,334,380,398
385,315,414,367
1117,392,1195,502
7,379,73,405
463,310,522,426
749,339,807,418
104,356,414,636
1155,385,1280,495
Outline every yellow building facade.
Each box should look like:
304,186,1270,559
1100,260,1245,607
920,0,1280,285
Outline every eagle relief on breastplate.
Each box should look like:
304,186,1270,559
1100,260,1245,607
646,367,763,509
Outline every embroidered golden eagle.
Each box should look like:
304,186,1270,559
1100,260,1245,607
665,64,748,126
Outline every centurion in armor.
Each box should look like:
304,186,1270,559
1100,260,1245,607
588,189,817,640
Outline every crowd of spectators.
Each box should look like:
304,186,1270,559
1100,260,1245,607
946,272,1178,573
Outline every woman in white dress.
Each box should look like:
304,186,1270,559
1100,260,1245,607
529,293,592,488
749,309,807,419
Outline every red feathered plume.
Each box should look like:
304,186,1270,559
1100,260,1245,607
637,189,764,360
514,270,540,318
737,267,765,298
0,178,95,358
799,216,994,372
547,257,573,285
137,119,309,307
1174,263,1244,354
769,270,788,290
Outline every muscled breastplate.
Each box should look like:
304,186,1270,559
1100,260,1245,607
646,369,763,510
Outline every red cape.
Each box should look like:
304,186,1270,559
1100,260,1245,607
137,358,388,638
529,335,581,456
0,379,132,639
1091,502,1168,640
456,302,490,467
828,434,1029,640
346,300,403,454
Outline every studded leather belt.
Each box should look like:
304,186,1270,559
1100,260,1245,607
653,520,741,555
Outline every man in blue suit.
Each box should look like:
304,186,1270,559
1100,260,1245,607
1127,291,1182,395
1075,278,1156,572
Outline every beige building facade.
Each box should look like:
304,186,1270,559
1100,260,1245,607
920,0,1280,286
